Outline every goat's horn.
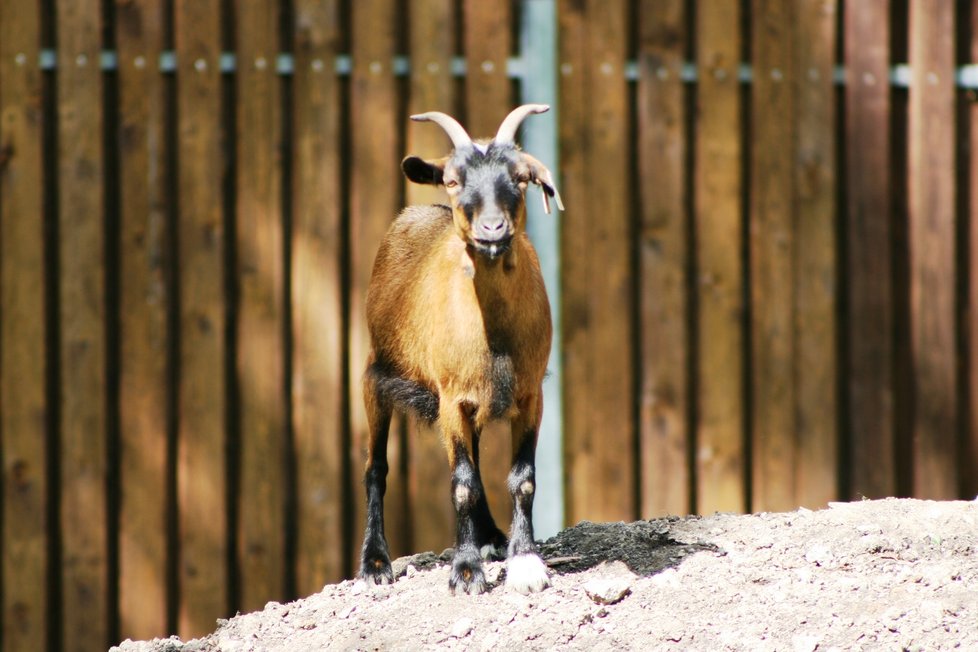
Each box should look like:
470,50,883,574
410,111,473,150
494,104,550,145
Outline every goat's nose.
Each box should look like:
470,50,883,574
479,215,506,239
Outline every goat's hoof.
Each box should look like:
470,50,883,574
357,556,394,585
479,542,506,561
449,551,488,595
506,553,550,594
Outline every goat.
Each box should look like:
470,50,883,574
357,104,564,595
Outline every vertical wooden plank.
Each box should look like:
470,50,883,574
57,0,109,648
694,0,746,514
236,0,286,611
750,0,796,512
967,0,978,501
908,0,957,499
637,0,689,517
559,0,635,524
117,0,169,639
460,0,513,544
844,0,895,499
175,0,227,636
558,0,589,527
793,0,838,508
405,0,459,554
1,2,48,650
463,0,512,136
292,0,344,596
350,0,409,557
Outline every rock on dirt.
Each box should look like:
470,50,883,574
112,498,978,651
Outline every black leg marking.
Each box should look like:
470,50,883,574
357,383,394,585
448,441,490,595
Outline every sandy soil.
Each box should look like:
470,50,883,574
113,498,978,651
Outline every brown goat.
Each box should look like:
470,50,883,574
358,105,563,595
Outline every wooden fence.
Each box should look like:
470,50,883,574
2,0,977,649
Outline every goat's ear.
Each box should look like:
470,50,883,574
402,155,448,186
521,153,565,214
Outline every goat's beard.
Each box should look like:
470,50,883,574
472,237,512,260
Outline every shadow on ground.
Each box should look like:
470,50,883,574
389,517,720,581
538,518,720,576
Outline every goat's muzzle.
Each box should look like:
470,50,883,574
472,214,513,259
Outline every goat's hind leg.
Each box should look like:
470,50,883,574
357,360,395,584
470,428,508,560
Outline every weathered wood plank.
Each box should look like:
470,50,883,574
175,0,228,635
967,0,978,501
560,0,635,523
116,0,169,639
750,0,797,512
350,0,410,558
405,0,459,554
463,0,512,136
236,0,286,611
694,0,746,514
844,0,895,499
1,2,49,649
908,0,957,499
637,0,689,517
292,0,345,595
57,0,109,647
792,0,838,508
557,0,590,526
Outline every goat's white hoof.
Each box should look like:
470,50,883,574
506,553,550,594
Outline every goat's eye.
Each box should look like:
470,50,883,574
445,179,459,189
516,173,530,185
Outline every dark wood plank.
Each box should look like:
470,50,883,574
405,0,459,553
116,0,169,639
349,0,410,558
463,0,512,137
557,0,591,525
291,0,345,595
175,0,228,635
56,0,109,647
967,0,978,501
792,0,838,508
560,0,635,523
844,0,895,499
0,2,49,649
637,0,689,517
908,0,957,499
694,0,746,514
750,0,797,512
235,0,286,610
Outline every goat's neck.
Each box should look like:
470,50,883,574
464,244,521,332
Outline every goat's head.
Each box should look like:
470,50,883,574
402,104,564,260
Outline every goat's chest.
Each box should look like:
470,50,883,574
414,269,549,391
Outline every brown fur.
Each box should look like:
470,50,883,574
366,204,551,447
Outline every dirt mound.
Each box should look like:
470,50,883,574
113,498,978,651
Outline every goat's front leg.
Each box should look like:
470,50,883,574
444,404,491,595
357,363,394,584
505,393,550,593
